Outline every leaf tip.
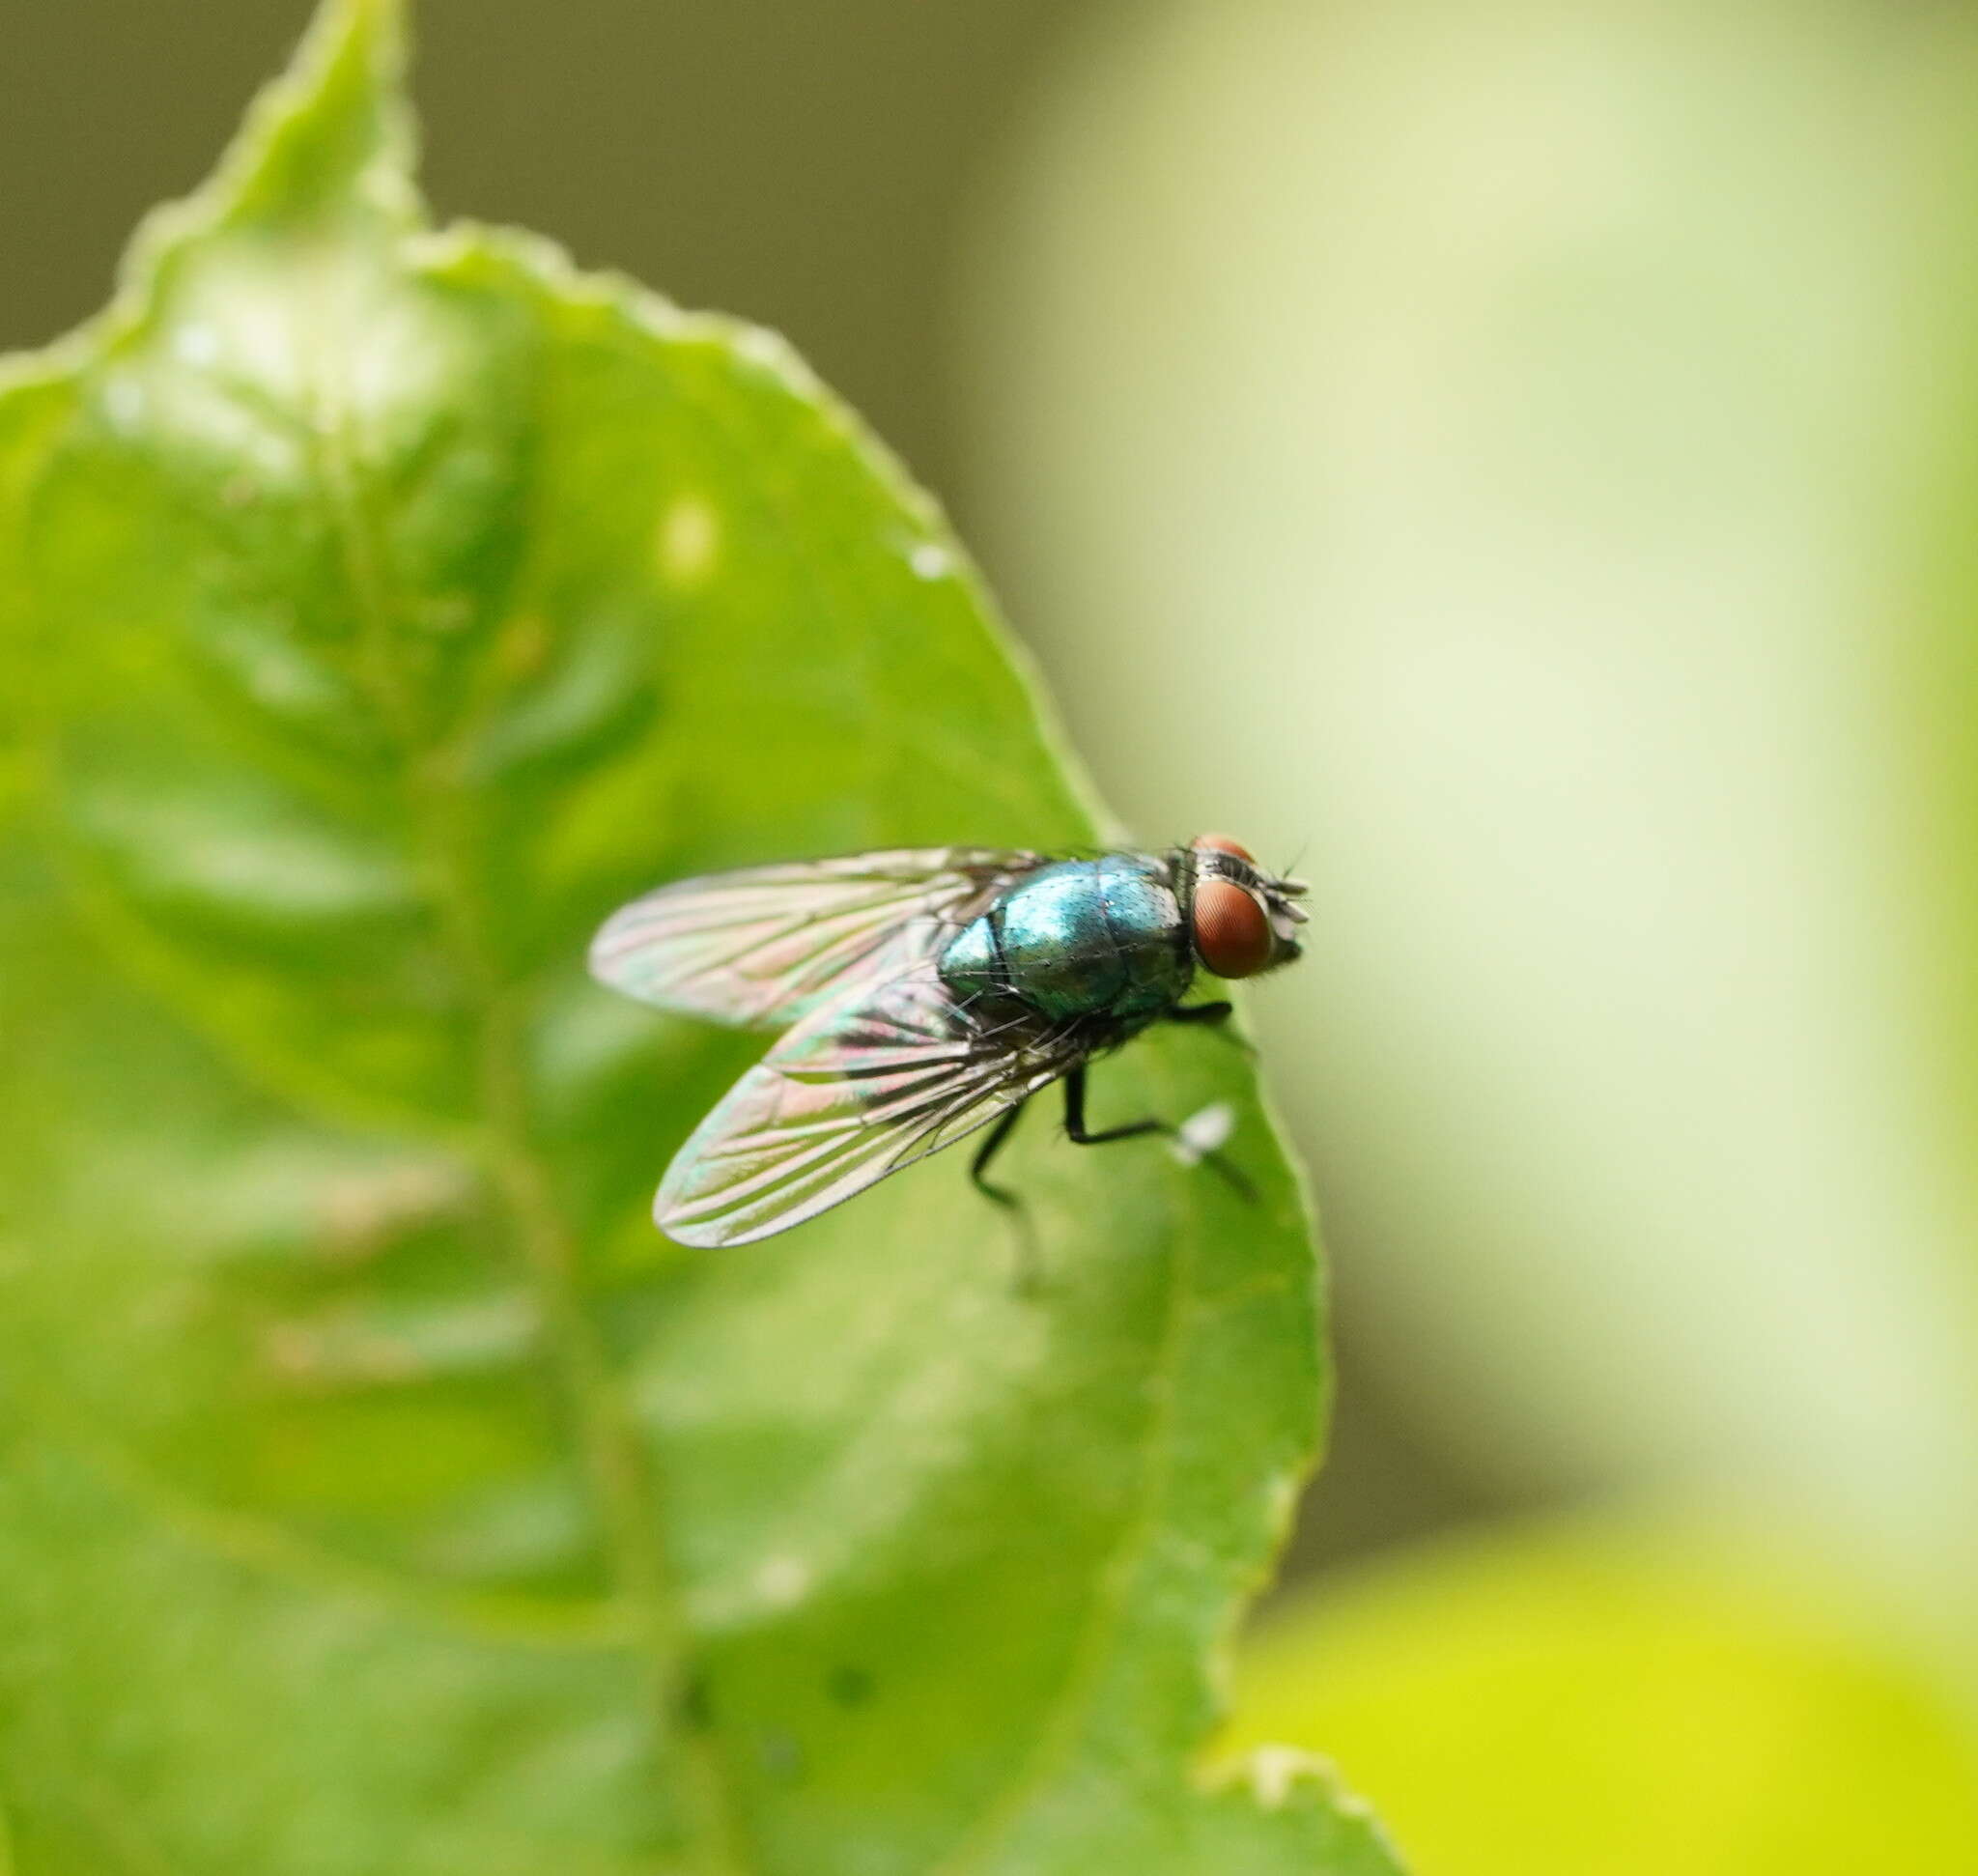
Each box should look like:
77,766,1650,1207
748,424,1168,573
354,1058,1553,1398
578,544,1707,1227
203,0,418,235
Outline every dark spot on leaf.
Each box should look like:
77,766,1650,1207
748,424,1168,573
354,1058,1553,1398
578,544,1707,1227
827,1664,874,1707
674,1666,713,1732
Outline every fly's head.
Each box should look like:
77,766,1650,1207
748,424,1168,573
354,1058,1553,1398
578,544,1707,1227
1182,834,1308,979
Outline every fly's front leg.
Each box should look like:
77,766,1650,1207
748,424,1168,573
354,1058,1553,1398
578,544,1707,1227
1166,999,1254,1056
971,1097,1042,1293
1062,1065,1256,1202
1167,1001,1232,1026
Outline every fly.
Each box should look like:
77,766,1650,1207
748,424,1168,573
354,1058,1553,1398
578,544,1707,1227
588,834,1308,1247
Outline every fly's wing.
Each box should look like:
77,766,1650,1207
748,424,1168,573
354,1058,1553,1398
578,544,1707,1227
654,965,1081,1246
589,847,1040,1031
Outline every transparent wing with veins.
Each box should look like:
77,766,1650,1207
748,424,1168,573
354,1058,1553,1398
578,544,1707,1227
587,846,1041,1031
653,963,1086,1246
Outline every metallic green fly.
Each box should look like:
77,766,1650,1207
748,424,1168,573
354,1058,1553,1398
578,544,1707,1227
588,834,1308,1247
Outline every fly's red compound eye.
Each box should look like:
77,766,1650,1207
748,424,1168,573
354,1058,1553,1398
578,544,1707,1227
1192,877,1273,979
1191,833,1257,866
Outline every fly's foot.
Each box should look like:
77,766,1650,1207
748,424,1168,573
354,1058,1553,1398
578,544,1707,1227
969,1175,1047,1295
1004,1204,1047,1298
1062,1070,1257,1203
970,1098,1047,1294
1167,1102,1257,1202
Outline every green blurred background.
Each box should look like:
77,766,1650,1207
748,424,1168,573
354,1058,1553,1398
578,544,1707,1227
10,2,1978,1867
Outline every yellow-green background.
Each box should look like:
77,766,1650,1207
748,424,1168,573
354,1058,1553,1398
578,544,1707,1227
9,4,1976,1869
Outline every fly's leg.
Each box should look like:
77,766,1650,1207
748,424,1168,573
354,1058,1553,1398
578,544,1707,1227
1062,1066,1256,1202
1061,1064,1166,1148
971,1098,1042,1293
1166,999,1254,1056
970,1099,1027,1205
1167,1001,1233,1025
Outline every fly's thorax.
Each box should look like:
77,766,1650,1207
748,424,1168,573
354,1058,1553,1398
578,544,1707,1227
937,854,1192,1024
1093,854,1196,1014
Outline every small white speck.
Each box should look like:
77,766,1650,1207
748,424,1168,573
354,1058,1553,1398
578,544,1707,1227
726,324,821,395
656,496,721,585
908,541,953,581
1263,1467,1301,1525
753,1555,812,1609
1170,1100,1235,1166
734,327,788,371
174,323,220,367
1248,1745,1307,1808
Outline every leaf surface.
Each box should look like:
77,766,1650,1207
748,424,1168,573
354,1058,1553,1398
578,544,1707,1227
0,6,1396,1871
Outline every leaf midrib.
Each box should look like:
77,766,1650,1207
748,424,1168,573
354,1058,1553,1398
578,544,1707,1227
304,328,756,1874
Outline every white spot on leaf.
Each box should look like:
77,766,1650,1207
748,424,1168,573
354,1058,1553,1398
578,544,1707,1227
1248,1745,1306,1808
1170,1100,1235,1165
752,1554,813,1609
657,496,721,585
730,324,818,391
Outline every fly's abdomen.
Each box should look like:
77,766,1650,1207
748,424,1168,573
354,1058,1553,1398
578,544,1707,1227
937,855,1192,1023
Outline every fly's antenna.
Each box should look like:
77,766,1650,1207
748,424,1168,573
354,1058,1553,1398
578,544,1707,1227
1270,841,1312,927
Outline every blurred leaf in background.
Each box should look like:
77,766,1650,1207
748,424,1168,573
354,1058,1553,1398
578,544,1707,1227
0,0,1079,522
962,0,1978,1863
1229,1515,1978,1874
0,3,1394,1872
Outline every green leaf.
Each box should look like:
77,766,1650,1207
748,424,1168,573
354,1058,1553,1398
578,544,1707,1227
0,5,1395,1872
1226,1511,1978,1876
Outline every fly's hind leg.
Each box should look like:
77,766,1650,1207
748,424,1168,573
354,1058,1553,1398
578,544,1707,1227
970,1099,1028,1207
971,1097,1043,1293
1061,1065,1257,1203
